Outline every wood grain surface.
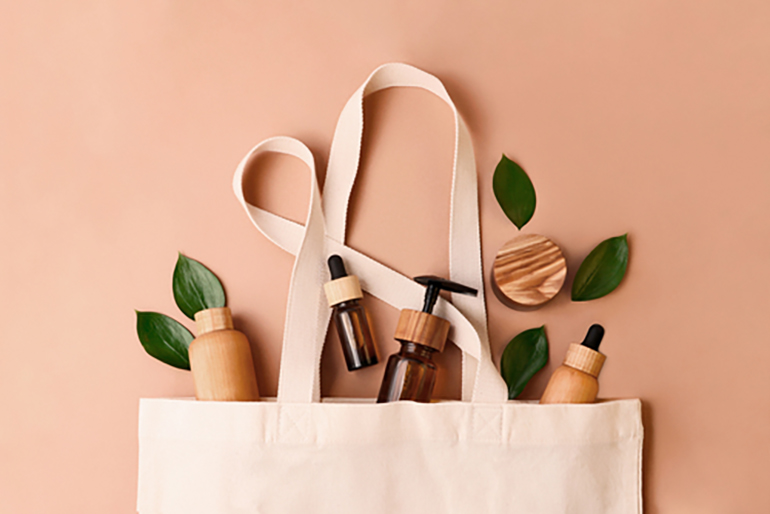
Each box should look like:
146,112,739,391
539,365,599,404
393,309,451,352
190,309,260,401
493,234,567,307
540,343,606,404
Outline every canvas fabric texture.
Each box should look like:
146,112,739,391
137,63,643,514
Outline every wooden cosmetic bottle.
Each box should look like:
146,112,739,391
189,307,260,401
377,276,477,403
540,324,606,404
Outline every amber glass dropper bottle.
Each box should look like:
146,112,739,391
324,255,379,371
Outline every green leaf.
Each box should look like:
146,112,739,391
571,234,629,302
493,154,536,229
135,311,193,370
500,326,549,399
173,253,226,319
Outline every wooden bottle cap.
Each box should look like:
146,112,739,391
564,343,606,377
324,275,363,307
195,307,234,335
394,309,450,352
493,234,567,307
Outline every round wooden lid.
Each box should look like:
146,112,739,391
493,234,567,307
394,309,450,352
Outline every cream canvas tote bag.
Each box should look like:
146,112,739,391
137,64,643,514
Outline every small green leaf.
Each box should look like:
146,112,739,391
572,234,629,302
500,326,549,399
493,154,536,229
135,311,193,370
173,253,226,319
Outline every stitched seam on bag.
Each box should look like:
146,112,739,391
278,406,311,442
473,408,502,443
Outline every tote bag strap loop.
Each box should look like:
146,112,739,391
323,63,505,403
232,136,330,404
232,66,509,404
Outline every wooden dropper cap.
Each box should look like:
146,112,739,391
564,324,606,377
324,255,363,307
394,276,477,352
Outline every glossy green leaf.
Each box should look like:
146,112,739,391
135,311,193,370
500,326,549,399
571,234,629,301
493,154,536,229
173,253,226,319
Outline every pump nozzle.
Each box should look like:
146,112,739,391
581,324,605,351
413,275,477,314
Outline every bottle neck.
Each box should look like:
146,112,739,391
397,341,437,359
195,307,234,335
334,299,360,309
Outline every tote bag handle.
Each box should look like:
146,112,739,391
232,64,508,404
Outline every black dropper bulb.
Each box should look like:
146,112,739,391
328,255,348,280
581,324,605,351
414,275,478,314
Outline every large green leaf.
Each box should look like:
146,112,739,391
135,311,193,370
500,326,549,399
493,154,536,229
572,234,629,302
173,253,226,319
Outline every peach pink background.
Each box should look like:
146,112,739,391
2,1,769,512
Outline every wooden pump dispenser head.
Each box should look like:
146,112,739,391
394,276,478,352
540,324,607,404
189,307,260,401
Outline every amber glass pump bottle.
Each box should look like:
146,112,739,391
324,255,379,371
377,276,477,403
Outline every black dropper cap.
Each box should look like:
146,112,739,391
328,255,348,280
414,275,478,314
581,324,605,351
